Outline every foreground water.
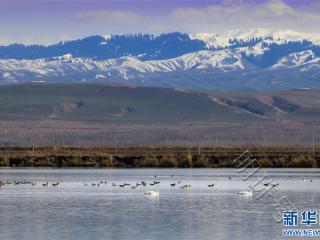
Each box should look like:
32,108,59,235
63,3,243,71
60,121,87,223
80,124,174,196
0,168,319,240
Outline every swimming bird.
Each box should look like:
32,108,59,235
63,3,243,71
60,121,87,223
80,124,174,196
144,190,159,196
301,178,313,183
263,182,279,188
42,182,49,187
238,188,253,197
31,182,36,187
52,182,59,187
208,184,215,187
263,181,274,187
171,183,176,187
180,184,191,189
0,181,6,188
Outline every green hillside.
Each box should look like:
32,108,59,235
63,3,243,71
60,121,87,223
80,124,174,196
0,83,258,122
0,83,319,123
214,89,320,122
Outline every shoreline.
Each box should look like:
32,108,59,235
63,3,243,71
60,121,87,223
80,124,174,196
0,147,318,168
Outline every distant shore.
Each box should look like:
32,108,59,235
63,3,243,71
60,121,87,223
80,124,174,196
0,147,318,168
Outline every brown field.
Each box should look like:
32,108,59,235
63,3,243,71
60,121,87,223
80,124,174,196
0,119,317,148
0,145,318,168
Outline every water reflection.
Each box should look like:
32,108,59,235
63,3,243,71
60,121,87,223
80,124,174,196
0,168,319,240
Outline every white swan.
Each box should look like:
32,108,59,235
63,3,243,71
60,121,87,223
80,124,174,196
238,188,253,197
144,190,159,196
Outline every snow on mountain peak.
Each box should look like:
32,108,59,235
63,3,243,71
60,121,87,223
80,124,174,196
143,50,244,72
103,34,112,41
190,28,320,48
272,50,317,68
189,33,221,48
223,28,310,41
53,53,73,61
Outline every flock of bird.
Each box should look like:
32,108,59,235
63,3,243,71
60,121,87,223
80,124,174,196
81,177,194,196
0,176,312,197
0,177,193,197
0,180,60,188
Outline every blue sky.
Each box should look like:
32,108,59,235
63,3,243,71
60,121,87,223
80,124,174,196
1,0,320,45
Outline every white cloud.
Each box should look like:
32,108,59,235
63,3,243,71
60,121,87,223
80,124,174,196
259,0,296,16
2,0,320,45
75,10,149,24
0,37,13,45
168,0,320,33
72,0,320,35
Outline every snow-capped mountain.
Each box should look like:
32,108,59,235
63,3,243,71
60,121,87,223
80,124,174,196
0,28,320,91
0,50,245,81
272,50,319,68
190,29,320,48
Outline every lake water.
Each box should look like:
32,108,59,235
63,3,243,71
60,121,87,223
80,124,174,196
0,168,319,240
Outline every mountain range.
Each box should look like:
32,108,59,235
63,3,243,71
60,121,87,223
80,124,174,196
1,29,320,91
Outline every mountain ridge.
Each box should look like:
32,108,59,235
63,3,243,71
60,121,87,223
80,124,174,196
1,28,320,60
1,29,320,91
0,83,319,123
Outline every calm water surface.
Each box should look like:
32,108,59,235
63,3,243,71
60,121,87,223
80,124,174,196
0,168,319,240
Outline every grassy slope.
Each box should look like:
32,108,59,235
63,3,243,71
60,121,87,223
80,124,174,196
0,83,319,123
214,89,320,121
0,83,258,123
